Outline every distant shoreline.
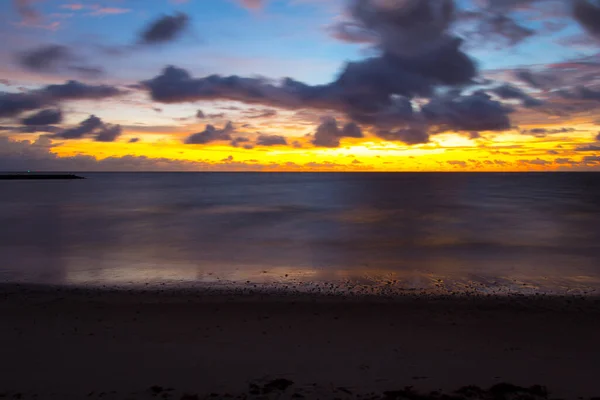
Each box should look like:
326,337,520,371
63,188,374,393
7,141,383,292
0,174,84,180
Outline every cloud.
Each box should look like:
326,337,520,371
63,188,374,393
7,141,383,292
185,122,234,144
17,44,104,78
231,136,253,149
514,69,559,90
139,13,190,45
341,121,362,138
256,134,287,146
128,137,140,143
312,117,363,147
141,0,600,146
95,125,123,142
0,92,46,118
460,12,535,48
558,86,600,102
13,0,39,22
596,132,600,141
447,160,467,167
574,144,600,151
142,0,478,134
21,109,62,125
18,44,71,71
196,109,205,119
555,157,577,165
0,81,124,119
52,115,122,142
573,0,600,38
376,126,430,145
247,109,278,119
421,91,512,132
0,125,60,133
491,84,543,107
328,22,379,44
42,80,123,101
518,158,552,166
520,127,575,137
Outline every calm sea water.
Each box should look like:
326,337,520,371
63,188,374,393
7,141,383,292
2,172,600,295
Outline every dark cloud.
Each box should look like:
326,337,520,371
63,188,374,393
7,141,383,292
142,66,335,109
142,47,474,134
0,81,125,118
312,117,363,148
518,158,552,166
520,127,575,137
0,125,60,133
208,113,226,118
68,65,104,78
341,122,363,138
231,137,253,149
139,13,190,45
42,80,123,100
95,125,123,142
129,138,140,143
583,155,600,164
52,115,102,139
256,134,287,146
21,109,62,126
491,84,543,107
596,132,600,141
248,109,278,119
469,131,481,139
574,144,600,151
468,14,535,47
422,92,512,132
558,86,600,102
573,0,600,38
514,69,559,90
0,92,46,118
52,115,122,142
17,44,104,78
555,157,577,165
376,126,429,145
18,45,72,71
185,122,234,144
196,110,205,119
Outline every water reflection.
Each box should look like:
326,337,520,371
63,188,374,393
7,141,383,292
1,173,600,294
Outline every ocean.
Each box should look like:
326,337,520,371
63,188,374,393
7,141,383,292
2,172,600,295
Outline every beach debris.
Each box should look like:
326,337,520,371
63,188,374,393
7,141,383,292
150,386,164,394
248,378,295,395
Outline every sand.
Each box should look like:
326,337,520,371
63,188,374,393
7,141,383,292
1,284,599,400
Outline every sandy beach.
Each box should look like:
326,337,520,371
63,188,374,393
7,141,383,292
1,284,599,399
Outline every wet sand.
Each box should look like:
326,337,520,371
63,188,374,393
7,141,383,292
1,284,600,399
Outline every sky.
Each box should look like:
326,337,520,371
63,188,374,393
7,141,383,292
1,0,600,171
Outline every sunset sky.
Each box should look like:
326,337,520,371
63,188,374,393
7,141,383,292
1,0,600,171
